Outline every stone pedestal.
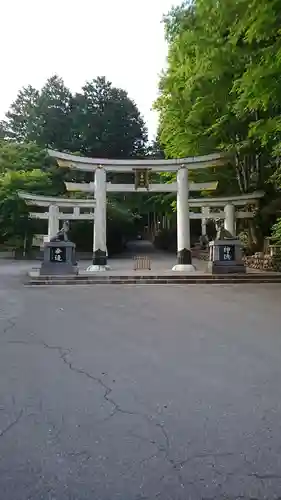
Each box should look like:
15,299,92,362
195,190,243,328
208,238,245,274
40,241,77,275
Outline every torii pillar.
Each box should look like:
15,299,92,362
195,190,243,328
224,203,236,236
48,204,59,240
172,167,196,272
87,166,109,271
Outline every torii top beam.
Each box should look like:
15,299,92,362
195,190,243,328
18,191,95,208
48,150,226,172
18,190,263,209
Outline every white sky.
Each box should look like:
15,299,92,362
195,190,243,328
0,0,176,140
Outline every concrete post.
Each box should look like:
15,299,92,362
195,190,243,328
48,204,59,240
87,166,109,271
224,203,235,236
172,167,195,271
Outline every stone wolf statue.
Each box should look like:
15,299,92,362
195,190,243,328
215,219,233,240
50,221,69,242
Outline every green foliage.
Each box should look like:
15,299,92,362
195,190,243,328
0,140,56,245
0,169,52,243
71,77,147,158
1,75,147,159
0,140,49,173
155,0,281,195
0,140,66,195
2,85,40,142
0,74,146,248
271,158,281,243
271,218,281,244
154,0,281,243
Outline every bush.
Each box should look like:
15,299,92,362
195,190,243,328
271,218,281,245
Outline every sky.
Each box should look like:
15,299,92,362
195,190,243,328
0,0,176,140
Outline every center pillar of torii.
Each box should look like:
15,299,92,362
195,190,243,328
87,166,109,272
172,167,196,272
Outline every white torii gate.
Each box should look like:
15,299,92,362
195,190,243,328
49,150,227,271
18,189,262,268
18,192,95,240
47,150,263,271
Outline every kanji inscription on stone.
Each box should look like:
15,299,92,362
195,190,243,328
50,247,66,263
219,244,235,262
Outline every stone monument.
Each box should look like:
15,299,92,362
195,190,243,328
40,222,78,275
208,220,245,274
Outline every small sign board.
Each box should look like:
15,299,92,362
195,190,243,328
32,234,45,248
219,244,235,262
50,246,66,263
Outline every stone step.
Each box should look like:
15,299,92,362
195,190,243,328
26,274,281,285
29,272,281,280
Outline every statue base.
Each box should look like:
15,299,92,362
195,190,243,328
172,264,196,272
172,248,196,271
86,265,111,272
208,239,246,274
40,241,77,275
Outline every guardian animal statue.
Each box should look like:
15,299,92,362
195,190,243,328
215,219,233,240
50,221,69,242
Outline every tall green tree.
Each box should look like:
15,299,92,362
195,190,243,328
1,75,148,159
1,76,73,151
35,75,73,150
155,0,279,194
71,76,147,158
2,85,40,142
231,0,281,156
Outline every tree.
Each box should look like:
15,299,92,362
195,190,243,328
0,138,139,251
0,139,66,193
146,137,165,159
231,0,281,156
0,140,64,246
0,169,53,244
0,140,49,174
2,76,73,151
35,75,73,150
2,85,40,142
71,76,147,158
154,0,274,194
154,0,281,247
1,75,148,159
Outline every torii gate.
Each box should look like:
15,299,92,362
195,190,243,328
48,150,225,271
18,189,263,270
18,192,95,240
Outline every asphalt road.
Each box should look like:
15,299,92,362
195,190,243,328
1,270,281,499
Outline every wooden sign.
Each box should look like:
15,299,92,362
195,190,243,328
134,169,149,190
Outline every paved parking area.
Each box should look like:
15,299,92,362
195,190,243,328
1,262,281,499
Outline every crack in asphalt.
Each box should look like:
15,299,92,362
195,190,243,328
6,337,257,495
250,473,281,480
2,317,17,336
31,339,185,488
176,451,235,469
0,409,23,438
